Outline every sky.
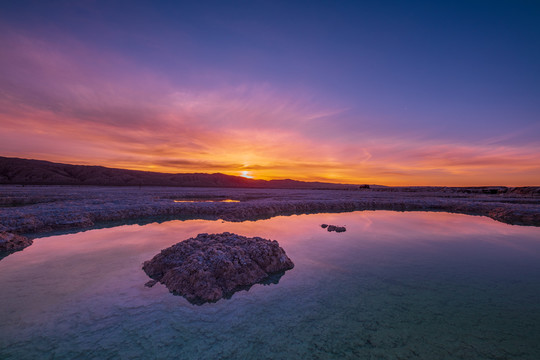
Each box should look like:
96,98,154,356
1,0,539,186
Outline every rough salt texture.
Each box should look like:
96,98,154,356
142,232,294,304
0,231,33,252
0,185,539,241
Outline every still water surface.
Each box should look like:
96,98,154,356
0,211,539,359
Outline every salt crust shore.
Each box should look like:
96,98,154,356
0,185,539,244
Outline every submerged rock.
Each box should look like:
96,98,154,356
0,231,33,252
144,279,158,288
142,232,294,304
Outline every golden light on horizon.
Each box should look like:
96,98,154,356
240,171,254,179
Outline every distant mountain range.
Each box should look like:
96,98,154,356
0,156,358,189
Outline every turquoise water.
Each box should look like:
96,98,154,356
0,211,539,359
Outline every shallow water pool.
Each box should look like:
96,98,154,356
1,211,539,359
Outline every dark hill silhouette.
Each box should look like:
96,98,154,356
0,156,355,189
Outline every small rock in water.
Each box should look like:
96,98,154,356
325,225,346,233
142,232,294,304
321,224,329,228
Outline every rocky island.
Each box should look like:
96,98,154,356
142,232,294,304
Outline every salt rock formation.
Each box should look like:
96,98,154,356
321,224,346,232
0,231,33,252
142,232,294,304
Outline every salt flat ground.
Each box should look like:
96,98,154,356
1,185,539,239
